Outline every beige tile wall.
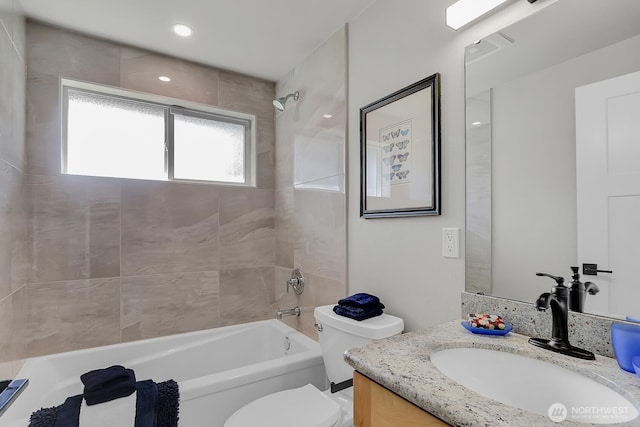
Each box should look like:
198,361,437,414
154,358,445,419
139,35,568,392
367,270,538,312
120,181,220,276
0,1,26,362
15,278,121,357
121,271,220,342
4,21,279,362
274,27,348,340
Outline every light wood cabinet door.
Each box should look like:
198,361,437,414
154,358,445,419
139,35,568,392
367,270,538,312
353,371,450,427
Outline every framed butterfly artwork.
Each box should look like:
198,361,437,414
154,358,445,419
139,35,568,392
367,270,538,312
360,73,441,218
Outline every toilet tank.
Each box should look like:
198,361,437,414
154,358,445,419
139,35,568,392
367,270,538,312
313,305,404,385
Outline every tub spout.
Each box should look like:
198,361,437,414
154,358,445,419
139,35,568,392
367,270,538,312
276,307,300,320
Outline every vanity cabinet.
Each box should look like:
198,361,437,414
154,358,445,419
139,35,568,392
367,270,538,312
353,371,449,427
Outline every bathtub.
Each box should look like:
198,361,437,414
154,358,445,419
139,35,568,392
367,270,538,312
2,320,328,427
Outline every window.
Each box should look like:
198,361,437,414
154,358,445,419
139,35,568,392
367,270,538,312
61,79,255,185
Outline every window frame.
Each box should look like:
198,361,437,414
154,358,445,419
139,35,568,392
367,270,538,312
60,78,256,186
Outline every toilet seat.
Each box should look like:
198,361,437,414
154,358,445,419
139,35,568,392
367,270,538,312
224,384,342,427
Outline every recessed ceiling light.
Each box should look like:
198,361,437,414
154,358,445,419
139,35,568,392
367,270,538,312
323,114,333,119
173,24,193,37
472,121,482,126
158,76,171,82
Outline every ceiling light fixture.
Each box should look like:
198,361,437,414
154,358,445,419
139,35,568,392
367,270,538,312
323,114,333,119
446,0,508,30
158,76,171,82
173,24,193,37
472,121,482,126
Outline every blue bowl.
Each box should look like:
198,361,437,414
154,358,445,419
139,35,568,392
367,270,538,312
611,323,640,372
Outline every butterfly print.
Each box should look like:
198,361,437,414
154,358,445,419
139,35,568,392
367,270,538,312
395,140,409,150
382,155,396,166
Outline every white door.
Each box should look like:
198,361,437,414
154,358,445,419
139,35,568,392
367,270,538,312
576,70,640,317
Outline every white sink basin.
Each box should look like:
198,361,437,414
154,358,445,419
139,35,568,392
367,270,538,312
430,348,638,424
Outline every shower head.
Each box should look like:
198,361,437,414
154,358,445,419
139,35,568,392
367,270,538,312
273,91,300,112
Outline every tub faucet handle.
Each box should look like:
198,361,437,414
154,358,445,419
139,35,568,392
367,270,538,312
287,268,305,295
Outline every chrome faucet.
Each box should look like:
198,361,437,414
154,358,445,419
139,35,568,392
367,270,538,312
529,272,595,360
276,306,301,320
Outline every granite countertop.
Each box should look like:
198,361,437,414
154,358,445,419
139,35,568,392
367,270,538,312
344,320,640,426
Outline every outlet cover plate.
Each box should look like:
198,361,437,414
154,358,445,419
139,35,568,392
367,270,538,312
442,228,460,258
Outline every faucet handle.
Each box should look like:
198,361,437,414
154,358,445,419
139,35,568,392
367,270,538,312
536,272,565,286
584,281,600,295
286,268,305,295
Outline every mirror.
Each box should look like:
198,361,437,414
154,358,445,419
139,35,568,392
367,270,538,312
465,0,640,319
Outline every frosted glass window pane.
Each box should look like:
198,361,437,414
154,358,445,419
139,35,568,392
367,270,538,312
173,114,245,183
66,90,166,180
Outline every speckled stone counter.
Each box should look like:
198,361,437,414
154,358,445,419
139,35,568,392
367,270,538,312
344,321,640,426
461,292,634,359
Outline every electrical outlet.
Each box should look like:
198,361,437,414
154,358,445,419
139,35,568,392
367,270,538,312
442,228,460,258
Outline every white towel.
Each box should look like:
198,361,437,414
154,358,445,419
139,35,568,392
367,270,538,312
78,391,137,427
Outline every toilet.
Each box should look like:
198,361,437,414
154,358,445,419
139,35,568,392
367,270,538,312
224,304,404,427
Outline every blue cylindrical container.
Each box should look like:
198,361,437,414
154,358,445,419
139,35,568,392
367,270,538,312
611,323,640,372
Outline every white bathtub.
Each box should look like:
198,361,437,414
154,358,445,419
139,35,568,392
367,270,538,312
2,320,327,426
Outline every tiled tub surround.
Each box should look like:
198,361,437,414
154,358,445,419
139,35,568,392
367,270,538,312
0,1,26,364
345,320,640,427
461,292,638,359
2,20,283,362
0,20,350,363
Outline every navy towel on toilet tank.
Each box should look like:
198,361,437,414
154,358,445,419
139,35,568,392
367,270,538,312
333,304,384,321
334,293,385,321
338,293,384,309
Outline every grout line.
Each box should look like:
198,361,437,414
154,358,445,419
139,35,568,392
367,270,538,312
216,191,222,327
0,14,25,65
0,282,27,305
0,292,11,305
119,181,123,344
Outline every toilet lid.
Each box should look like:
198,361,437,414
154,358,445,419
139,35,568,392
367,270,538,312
224,384,342,427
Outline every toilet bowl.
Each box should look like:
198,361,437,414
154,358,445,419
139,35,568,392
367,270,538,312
224,304,404,427
224,384,353,427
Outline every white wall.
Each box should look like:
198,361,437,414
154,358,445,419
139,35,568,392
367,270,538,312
347,0,559,331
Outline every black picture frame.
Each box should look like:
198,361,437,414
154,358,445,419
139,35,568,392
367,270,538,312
360,73,441,218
